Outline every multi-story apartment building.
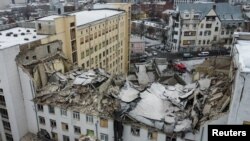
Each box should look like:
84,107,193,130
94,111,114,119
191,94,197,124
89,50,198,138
0,26,48,141
37,6,131,75
171,3,244,52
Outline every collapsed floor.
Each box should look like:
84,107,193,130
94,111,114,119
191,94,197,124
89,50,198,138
17,44,234,139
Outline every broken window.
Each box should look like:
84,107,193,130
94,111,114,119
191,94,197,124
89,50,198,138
39,116,45,125
74,126,81,134
72,52,77,64
61,122,68,131
63,135,70,141
37,104,43,112
50,119,56,128
80,37,84,45
47,45,51,53
87,129,94,137
148,130,157,140
131,126,140,136
0,95,6,106
0,108,8,119
38,23,42,30
5,133,13,141
60,108,67,116
48,105,55,114
86,115,93,123
73,111,80,120
100,133,108,141
70,22,75,27
51,132,58,140
100,118,108,128
81,52,85,59
2,121,11,131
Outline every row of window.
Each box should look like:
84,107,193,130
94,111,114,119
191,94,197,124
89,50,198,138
79,18,124,34
130,126,176,141
44,129,108,141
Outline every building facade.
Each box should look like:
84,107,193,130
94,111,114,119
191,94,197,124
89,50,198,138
37,5,131,75
171,3,244,52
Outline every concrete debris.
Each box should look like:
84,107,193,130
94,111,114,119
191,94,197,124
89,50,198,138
116,57,234,134
198,78,211,90
118,80,139,102
34,68,118,117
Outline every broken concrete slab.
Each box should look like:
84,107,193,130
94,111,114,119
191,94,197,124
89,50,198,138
209,92,223,102
198,78,211,90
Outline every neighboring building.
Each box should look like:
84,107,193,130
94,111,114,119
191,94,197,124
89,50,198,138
229,32,250,124
36,5,131,75
0,27,48,141
173,0,213,8
171,3,244,52
130,36,146,55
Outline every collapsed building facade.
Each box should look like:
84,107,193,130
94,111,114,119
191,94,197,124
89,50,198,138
14,36,237,141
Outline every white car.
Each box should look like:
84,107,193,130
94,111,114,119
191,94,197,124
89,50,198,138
153,52,158,56
148,53,153,57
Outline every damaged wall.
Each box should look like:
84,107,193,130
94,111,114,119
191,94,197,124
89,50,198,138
17,40,63,66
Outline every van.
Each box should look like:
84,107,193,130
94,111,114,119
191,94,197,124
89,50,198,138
198,51,209,57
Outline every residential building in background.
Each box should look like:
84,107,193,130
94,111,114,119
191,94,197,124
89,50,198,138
170,3,244,52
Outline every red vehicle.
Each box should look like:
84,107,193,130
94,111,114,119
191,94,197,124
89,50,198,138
173,62,186,73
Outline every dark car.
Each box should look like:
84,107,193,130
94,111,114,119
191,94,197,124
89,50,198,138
183,53,193,58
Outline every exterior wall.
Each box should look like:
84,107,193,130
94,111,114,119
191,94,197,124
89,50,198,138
93,3,131,74
75,13,127,74
228,49,250,124
131,42,145,54
0,45,29,141
123,124,166,141
18,67,39,134
39,9,130,75
36,105,114,141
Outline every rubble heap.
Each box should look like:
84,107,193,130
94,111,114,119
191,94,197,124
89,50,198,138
34,68,120,117
109,56,233,134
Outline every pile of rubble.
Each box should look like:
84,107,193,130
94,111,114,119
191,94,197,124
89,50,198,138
108,56,233,134
34,68,119,117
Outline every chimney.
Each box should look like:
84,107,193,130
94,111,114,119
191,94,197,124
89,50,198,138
213,4,216,10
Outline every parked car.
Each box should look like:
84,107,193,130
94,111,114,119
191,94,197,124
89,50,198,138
198,51,209,57
153,51,158,56
183,53,193,58
148,53,153,57
173,62,186,73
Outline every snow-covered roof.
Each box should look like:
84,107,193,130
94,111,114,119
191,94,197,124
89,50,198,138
0,27,47,49
235,40,250,72
70,10,123,26
38,15,62,21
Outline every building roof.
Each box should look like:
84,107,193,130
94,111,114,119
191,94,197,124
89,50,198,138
235,40,250,72
177,3,243,23
70,10,123,26
0,27,47,49
38,15,63,21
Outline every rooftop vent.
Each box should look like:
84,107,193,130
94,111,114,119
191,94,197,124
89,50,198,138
33,36,36,38
6,33,11,36
34,30,36,32
21,33,25,35
18,29,21,32
13,34,18,37
24,38,29,41
0,32,2,35
27,30,30,32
